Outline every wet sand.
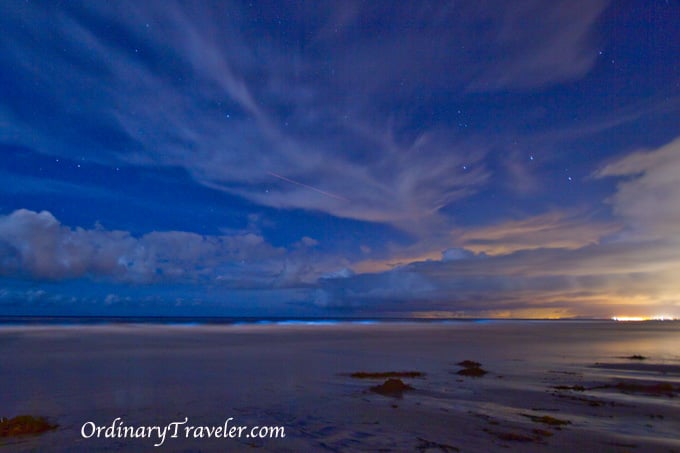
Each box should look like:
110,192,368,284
1,321,679,452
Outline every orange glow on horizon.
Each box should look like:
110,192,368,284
611,315,677,322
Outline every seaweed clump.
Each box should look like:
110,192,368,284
0,415,58,437
457,360,481,368
456,360,488,377
520,414,571,427
553,385,586,391
614,382,677,397
370,378,414,397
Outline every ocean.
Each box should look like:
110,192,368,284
1,319,679,452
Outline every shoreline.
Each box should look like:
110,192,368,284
2,322,679,451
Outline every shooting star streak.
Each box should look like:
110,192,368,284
268,171,349,202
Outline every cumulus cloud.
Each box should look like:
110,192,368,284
314,267,435,309
441,247,479,262
596,137,680,239
0,210,136,280
320,267,355,280
0,209,288,284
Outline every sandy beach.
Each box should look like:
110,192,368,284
1,321,679,452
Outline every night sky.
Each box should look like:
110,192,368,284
1,1,679,318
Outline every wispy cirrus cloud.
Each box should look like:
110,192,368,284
453,211,621,255
351,210,619,273
0,0,611,225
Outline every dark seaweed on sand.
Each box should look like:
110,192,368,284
370,378,414,396
455,359,488,377
520,414,571,426
457,367,488,377
0,415,58,437
457,360,482,368
553,385,586,391
613,381,678,397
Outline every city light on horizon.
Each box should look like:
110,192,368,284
611,315,678,322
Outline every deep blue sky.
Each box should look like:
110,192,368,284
1,1,679,318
